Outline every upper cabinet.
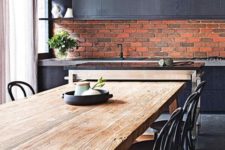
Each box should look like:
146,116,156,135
73,0,193,19
74,0,101,17
154,0,189,16
44,0,225,20
101,0,138,17
189,0,224,17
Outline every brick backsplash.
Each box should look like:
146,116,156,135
53,20,225,59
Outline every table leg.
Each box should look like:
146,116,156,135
169,98,178,114
68,71,76,84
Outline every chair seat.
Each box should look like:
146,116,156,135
151,120,184,132
129,140,155,150
150,120,168,132
134,134,155,143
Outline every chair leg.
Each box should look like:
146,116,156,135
188,131,195,150
154,132,158,140
184,137,189,150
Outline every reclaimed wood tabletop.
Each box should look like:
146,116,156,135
0,81,185,150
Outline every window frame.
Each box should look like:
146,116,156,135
38,0,53,59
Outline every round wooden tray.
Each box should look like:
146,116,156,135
62,89,113,106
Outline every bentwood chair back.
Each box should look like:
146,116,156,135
8,81,35,101
182,92,200,113
130,108,184,150
194,81,206,94
181,92,200,150
150,81,206,133
153,107,184,150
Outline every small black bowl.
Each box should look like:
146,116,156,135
62,89,113,106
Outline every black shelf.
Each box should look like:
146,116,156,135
39,18,74,21
39,15,225,21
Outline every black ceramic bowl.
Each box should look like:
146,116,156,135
62,89,113,106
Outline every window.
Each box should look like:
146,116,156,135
38,0,49,53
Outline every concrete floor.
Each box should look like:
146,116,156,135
145,114,225,150
196,114,225,150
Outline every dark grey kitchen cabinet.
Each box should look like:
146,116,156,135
72,0,190,19
101,0,138,17
178,66,225,113
200,67,225,113
189,0,224,17
135,0,160,16
221,0,225,14
73,0,101,17
71,0,225,19
101,0,189,17
38,66,67,92
157,0,189,16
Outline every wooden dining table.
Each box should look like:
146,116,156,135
0,81,185,150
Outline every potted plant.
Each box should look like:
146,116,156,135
48,30,79,59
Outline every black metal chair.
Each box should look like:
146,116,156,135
149,92,200,150
194,81,206,95
8,81,35,101
150,81,206,133
129,107,184,150
181,92,201,150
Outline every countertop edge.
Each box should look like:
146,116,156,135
38,59,225,67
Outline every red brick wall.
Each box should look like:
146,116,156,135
53,20,225,59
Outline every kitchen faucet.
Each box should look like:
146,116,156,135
117,44,124,60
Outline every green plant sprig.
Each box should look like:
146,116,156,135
92,77,106,89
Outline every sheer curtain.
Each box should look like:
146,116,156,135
0,0,38,103
0,0,8,103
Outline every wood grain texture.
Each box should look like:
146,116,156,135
0,82,185,150
169,97,178,114
69,70,194,84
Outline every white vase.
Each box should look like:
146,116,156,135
64,8,73,18
51,4,63,18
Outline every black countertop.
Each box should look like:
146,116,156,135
38,58,224,67
65,62,205,70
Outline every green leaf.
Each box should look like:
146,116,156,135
92,77,106,89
